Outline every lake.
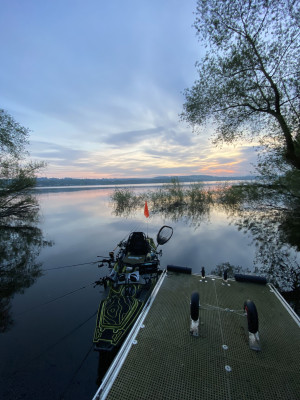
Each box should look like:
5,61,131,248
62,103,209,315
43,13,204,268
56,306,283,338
0,184,262,400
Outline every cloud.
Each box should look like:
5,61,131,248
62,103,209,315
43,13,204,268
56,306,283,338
30,141,90,165
1,1,257,179
101,122,195,149
30,136,258,178
103,127,164,146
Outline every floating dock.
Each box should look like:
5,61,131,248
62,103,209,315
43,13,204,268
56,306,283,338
93,271,300,400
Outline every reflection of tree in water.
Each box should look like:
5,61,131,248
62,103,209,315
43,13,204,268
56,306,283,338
111,181,300,314
111,181,212,229
223,203,300,315
211,261,252,277
0,225,52,332
151,203,211,229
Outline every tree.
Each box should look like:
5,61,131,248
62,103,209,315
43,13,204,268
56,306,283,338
0,110,50,331
182,0,300,169
0,109,44,225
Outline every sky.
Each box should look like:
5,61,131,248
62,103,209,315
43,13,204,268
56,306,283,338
0,0,257,179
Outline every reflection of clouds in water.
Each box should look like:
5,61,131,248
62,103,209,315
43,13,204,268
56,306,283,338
36,187,257,296
38,188,113,218
0,186,260,399
161,212,256,274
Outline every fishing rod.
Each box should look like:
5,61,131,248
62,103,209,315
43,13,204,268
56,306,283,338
14,281,95,317
12,309,98,375
43,256,120,272
59,343,95,400
43,260,99,271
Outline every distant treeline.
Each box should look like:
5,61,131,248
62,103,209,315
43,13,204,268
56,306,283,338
35,175,255,187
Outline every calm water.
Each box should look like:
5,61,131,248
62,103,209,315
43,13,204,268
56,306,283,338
0,186,258,400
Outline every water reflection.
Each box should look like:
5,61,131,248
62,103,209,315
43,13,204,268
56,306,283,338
227,206,300,314
111,183,212,229
278,208,300,252
0,225,52,332
110,185,300,315
1,185,298,400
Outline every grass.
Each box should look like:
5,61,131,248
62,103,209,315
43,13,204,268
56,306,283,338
111,178,214,220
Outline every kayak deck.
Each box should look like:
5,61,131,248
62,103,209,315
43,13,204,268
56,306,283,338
94,272,300,400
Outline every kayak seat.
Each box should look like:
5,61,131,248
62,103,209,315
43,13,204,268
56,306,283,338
126,232,150,256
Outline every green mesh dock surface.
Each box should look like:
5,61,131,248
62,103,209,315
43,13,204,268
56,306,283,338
97,273,300,400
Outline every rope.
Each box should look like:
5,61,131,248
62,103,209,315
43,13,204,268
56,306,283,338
15,282,94,317
59,343,95,400
212,280,232,400
13,310,98,375
201,304,245,317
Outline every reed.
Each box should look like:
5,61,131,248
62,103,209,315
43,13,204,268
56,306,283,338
111,178,214,217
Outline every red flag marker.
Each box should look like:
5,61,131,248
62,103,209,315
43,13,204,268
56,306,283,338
144,201,149,218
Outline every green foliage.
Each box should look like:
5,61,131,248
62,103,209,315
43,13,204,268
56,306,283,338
0,110,50,331
111,188,145,217
218,169,300,210
0,110,45,225
111,178,213,227
0,109,29,159
182,0,300,169
151,178,186,209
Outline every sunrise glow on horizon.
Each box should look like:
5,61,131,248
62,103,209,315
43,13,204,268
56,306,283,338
1,1,257,180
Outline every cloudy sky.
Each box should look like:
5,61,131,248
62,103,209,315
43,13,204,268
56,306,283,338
1,0,257,178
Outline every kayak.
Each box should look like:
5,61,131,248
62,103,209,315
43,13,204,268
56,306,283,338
93,226,173,351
